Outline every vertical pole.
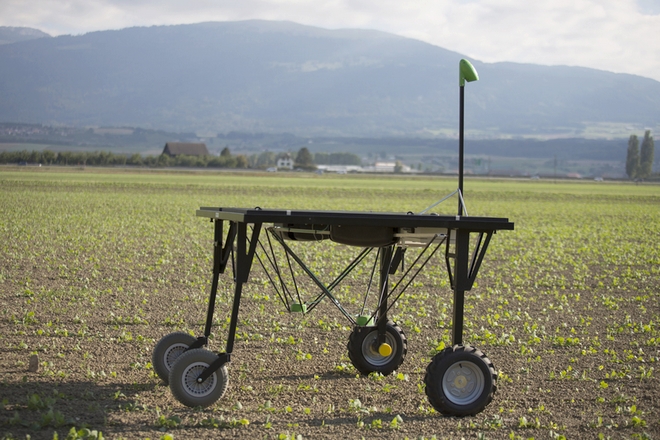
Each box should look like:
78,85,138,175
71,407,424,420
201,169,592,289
458,85,465,216
452,229,470,345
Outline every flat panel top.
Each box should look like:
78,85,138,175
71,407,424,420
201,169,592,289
197,207,514,231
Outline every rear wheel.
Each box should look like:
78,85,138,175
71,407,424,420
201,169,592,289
347,321,407,375
169,349,229,408
152,332,197,384
424,345,496,416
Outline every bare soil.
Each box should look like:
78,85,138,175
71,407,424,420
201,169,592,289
1,174,659,439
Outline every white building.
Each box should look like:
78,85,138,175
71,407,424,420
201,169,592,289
277,154,294,170
372,161,412,173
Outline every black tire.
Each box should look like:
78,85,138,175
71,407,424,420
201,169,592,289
169,349,229,408
424,344,496,417
152,332,197,384
347,321,407,375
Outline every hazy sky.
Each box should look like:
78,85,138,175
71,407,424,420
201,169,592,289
2,0,660,81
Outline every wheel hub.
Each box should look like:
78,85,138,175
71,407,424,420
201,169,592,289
361,331,396,367
378,343,393,357
453,375,468,388
442,361,485,405
182,362,216,397
164,343,188,369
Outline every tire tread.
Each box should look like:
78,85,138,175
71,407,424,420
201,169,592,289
424,344,496,417
152,332,197,384
169,349,229,408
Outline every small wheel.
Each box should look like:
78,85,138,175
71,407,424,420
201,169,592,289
169,349,229,408
424,344,496,417
347,321,407,375
152,332,197,384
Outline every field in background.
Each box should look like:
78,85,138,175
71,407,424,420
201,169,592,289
0,169,658,439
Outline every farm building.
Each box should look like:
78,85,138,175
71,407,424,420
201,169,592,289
372,161,412,173
276,153,294,170
162,142,209,157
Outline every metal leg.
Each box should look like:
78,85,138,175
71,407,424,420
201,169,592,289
452,229,470,345
200,220,238,340
197,221,262,382
202,220,223,339
377,246,394,344
225,222,261,354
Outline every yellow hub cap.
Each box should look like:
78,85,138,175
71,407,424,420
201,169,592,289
453,375,468,389
378,343,393,357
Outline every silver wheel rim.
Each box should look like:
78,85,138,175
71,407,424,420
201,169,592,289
361,330,396,367
442,360,485,405
163,343,188,372
181,361,217,397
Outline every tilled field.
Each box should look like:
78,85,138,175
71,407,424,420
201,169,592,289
1,170,659,439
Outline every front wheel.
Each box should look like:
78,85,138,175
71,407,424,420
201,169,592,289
424,344,496,417
169,349,229,408
347,321,407,375
152,332,198,384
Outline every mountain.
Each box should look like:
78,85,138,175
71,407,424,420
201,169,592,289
0,26,51,45
0,20,658,138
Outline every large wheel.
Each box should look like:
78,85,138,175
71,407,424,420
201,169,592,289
347,321,407,375
424,344,496,417
169,349,229,408
152,332,198,384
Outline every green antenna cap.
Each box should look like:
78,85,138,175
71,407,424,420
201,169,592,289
459,59,479,87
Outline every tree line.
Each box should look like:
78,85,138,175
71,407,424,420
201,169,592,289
0,149,248,168
0,147,361,169
626,130,655,179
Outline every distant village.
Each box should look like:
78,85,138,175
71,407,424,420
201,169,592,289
163,142,414,174
0,123,639,179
